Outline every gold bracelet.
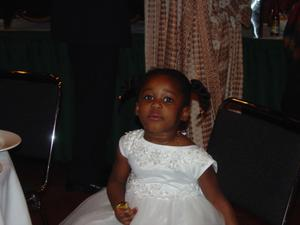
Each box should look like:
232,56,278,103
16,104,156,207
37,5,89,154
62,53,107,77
114,201,129,209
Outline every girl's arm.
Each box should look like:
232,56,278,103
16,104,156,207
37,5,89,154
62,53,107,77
107,148,130,207
198,166,239,225
107,149,137,225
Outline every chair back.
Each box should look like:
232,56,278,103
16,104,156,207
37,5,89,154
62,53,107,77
0,70,62,193
207,98,300,225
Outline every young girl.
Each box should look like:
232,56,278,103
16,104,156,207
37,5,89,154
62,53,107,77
60,68,238,225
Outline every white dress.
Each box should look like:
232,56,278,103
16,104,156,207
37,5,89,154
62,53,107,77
60,129,225,225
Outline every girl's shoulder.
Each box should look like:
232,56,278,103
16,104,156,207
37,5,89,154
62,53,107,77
119,129,144,146
119,129,144,157
121,129,144,140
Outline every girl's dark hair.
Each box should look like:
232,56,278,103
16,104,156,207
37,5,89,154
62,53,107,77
143,68,211,113
118,68,211,115
190,79,211,112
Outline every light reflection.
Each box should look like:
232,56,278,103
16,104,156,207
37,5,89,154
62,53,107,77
12,70,28,75
251,0,261,38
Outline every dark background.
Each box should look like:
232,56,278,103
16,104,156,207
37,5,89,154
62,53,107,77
0,0,144,21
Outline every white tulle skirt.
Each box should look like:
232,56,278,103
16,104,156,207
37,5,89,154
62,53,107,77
59,188,224,225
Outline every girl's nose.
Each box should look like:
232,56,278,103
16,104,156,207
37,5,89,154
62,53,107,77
151,99,162,108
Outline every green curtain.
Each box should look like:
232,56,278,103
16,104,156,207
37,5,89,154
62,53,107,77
243,37,287,111
0,31,73,161
0,31,145,162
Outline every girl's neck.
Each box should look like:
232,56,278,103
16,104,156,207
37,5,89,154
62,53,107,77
143,130,192,146
144,130,178,145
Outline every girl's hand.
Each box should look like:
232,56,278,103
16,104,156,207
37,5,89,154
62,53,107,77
114,206,137,225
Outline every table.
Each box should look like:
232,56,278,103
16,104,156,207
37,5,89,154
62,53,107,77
0,143,32,225
0,31,287,162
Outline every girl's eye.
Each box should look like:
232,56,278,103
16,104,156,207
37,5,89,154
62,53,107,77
143,95,154,101
163,96,174,103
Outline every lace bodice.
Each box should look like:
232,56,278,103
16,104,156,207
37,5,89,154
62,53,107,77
119,129,217,199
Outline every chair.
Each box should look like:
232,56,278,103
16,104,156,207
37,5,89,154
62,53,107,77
0,70,62,224
207,98,300,225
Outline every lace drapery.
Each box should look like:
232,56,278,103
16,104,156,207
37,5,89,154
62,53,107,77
145,0,251,148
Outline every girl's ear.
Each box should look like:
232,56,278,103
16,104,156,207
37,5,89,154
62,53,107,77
135,103,139,115
180,106,190,122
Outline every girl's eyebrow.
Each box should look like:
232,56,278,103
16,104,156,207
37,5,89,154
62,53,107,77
161,88,176,95
141,87,177,96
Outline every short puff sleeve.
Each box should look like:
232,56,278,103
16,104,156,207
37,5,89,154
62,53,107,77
119,134,129,158
118,129,142,158
190,147,218,179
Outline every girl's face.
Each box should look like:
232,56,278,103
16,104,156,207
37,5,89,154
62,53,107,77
135,74,190,135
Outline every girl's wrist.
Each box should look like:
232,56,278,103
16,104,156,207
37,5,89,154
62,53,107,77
114,201,129,210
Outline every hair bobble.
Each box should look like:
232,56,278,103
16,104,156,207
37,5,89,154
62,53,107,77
117,75,143,112
190,79,211,113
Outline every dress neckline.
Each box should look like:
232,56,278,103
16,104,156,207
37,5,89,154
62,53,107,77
141,133,196,149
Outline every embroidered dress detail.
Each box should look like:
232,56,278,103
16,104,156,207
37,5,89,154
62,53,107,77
126,174,202,200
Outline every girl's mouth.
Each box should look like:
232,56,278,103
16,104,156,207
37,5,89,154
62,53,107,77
148,112,162,120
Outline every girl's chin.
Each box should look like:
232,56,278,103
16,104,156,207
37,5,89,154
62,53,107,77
143,125,175,135
143,125,164,133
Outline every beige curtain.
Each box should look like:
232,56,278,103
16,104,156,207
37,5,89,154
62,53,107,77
145,0,251,148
